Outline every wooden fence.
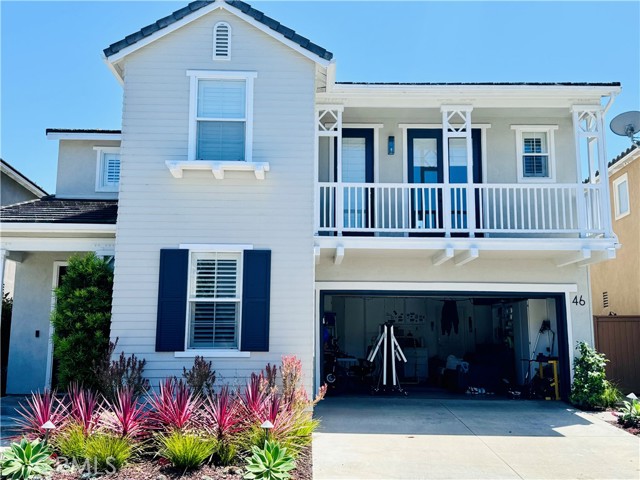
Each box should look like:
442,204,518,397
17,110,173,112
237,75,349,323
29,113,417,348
594,316,640,395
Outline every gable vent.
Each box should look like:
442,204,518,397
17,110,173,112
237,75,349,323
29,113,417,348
602,291,609,309
214,22,231,60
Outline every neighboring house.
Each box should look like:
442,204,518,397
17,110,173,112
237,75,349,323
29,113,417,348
590,145,640,316
1,159,47,207
589,144,639,394
1,159,48,296
0,0,623,399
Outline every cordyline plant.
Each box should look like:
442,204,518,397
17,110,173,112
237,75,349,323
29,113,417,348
149,378,202,432
67,383,100,436
204,386,243,440
99,386,149,440
15,389,67,440
240,373,270,422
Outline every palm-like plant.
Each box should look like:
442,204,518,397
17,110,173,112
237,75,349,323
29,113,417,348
148,378,202,432
100,386,149,439
15,389,67,440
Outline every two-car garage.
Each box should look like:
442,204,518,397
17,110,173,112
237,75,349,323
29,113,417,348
318,289,571,400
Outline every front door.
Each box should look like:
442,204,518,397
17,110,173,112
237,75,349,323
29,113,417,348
408,129,482,234
339,129,374,232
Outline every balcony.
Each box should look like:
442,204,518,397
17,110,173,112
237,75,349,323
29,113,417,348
317,182,605,238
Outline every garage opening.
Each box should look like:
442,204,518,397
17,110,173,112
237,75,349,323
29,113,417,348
319,291,569,399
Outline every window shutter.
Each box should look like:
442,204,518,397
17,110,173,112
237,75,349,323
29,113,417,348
156,249,189,352
240,250,271,352
104,154,120,185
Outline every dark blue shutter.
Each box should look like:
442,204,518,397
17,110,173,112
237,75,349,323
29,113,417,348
155,249,189,352
240,250,271,352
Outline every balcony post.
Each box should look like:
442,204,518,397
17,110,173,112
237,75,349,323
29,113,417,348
571,105,611,238
316,106,344,235
441,105,474,237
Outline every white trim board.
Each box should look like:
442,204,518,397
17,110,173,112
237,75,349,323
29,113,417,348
46,261,69,389
0,164,48,197
0,223,116,234
46,132,122,141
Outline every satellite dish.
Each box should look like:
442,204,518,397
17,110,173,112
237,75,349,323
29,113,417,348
610,111,640,146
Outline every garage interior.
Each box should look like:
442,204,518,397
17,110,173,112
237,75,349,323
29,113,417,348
320,292,566,399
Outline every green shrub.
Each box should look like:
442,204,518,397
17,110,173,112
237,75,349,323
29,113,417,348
0,437,54,479
54,423,87,460
51,253,113,390
215,441,238,466
84,433,132,471
570,341,619,410
158,431,216,470
617,398,640,428
244,440,296,480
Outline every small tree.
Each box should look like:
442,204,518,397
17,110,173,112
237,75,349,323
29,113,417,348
570,341,619,410
51,253,113,390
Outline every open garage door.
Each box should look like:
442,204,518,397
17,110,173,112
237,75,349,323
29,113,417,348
319,291,569,400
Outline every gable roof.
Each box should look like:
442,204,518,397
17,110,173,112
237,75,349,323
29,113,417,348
103,0,332,68
0,197,117,224
0,159,48,198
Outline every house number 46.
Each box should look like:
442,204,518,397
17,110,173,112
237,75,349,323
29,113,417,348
572,295,586,307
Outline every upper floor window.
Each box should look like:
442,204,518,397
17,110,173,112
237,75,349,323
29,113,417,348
512,125,557,182
213,22,231,60
613,173,630,220
187,70,257,162
94,147,120,192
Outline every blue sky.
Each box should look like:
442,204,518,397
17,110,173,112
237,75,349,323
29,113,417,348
2,1,639,193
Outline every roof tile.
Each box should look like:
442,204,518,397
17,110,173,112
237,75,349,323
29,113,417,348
1,197,118,224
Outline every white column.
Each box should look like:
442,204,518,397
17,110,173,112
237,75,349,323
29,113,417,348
316,106,344,235
571,105,611,238
441,105,474,237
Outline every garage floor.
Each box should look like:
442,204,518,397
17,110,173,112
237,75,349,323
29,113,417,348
312,396,640,479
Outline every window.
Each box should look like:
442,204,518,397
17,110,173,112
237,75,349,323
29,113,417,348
613,173,630,219
187,70,257,162
213,22,231,60
94,147,121,192
156,247,271,355
512,126,557,182
188,252,242,349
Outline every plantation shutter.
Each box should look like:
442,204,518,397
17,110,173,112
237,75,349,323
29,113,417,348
240,250,271,352
156,249,189,352
103,153,121,185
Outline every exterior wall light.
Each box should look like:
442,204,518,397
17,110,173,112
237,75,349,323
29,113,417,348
388,136,395,155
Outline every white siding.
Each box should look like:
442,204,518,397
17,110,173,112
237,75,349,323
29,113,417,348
111,11,317,391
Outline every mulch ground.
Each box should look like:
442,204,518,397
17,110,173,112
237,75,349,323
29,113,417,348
50,446,312,479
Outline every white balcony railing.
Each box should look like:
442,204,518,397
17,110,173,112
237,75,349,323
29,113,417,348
317,182,605,237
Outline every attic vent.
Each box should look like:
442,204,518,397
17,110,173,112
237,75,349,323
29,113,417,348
602,291,609,309
214,22,231,60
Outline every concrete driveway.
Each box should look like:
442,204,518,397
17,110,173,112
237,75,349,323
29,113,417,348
312,396,640,480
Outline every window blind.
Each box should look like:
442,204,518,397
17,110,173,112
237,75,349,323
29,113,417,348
103,153,120,185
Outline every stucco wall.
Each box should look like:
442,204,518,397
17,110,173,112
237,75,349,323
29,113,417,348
590,156,640,315
0,174,39,206
338,107,577,184
56,140,120,199
110,10,317,390
6,252,71,394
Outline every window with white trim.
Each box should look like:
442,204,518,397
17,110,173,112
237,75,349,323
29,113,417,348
213,22,231,60
512,126,557,182
94,147,121,192
188,251,242,349
613,173,630,220
187,70,256,162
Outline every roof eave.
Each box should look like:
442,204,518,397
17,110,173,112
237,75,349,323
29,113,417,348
0,162,48,198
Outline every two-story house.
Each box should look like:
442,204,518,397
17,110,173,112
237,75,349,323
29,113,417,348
0,0,621,399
